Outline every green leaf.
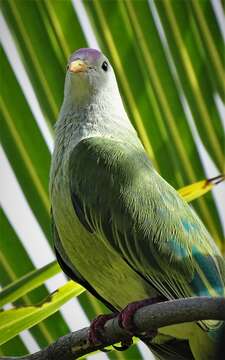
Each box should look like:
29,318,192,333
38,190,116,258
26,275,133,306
178,175,225,203
0,46,51,241
0,336,28,357
155,0,225,171
0,281,84,346
190,0,225,100
0,208,70,349
1,0,87,126
0,261,60,308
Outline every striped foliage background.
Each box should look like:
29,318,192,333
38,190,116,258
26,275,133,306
0,1,224,359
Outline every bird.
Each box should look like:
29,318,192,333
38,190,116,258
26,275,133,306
49,48,225,360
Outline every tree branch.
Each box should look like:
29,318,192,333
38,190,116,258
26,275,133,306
1,297,224,360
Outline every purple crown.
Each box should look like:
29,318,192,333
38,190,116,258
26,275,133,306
69,48,101,63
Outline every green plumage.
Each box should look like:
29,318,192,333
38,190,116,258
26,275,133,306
69,137,224,303
50,48,225,360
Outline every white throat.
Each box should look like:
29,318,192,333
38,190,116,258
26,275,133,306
56,73,137,148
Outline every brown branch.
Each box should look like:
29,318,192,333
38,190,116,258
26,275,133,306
1,297,224,360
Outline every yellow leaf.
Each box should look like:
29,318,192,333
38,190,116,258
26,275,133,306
178,174,225,202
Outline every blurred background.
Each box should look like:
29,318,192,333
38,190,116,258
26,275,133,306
0,1,224,359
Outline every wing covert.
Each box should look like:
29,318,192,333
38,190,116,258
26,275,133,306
69,137,225,309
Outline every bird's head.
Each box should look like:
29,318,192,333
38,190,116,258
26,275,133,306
64,48,117,105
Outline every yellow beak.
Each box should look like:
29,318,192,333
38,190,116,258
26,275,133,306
69,59,87,73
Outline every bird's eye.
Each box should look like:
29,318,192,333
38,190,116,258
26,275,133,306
101,61,108,72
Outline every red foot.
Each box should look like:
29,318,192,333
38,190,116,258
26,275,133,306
88,313,133,352
88,297,164,350
88,313,117,344
118,296,164,335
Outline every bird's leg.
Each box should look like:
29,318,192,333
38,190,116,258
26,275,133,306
118,296,164,338
88,313,117,344
88,296,164,352
88,313,133,352
113,296,164,351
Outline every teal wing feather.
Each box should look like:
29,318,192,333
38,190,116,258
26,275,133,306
69,137,225,326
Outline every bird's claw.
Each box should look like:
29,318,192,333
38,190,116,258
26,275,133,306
118,296,164,336
88,313,117,344
89,313,130,353
88,297,163,352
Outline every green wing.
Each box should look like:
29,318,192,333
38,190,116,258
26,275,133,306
52,217,117,312
69,137,225,309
